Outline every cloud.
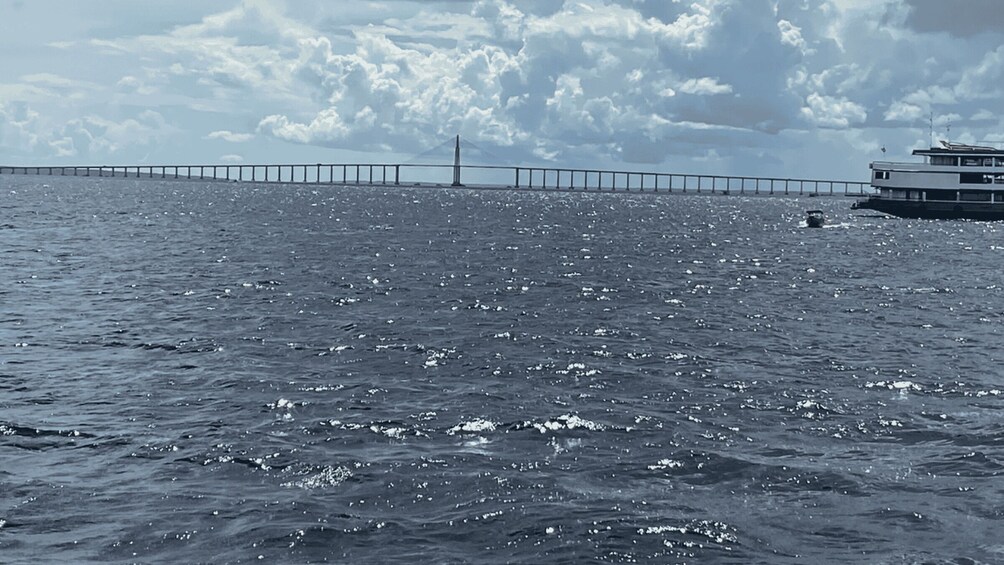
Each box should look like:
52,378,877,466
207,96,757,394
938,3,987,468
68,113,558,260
900,0,1004,37
258,108,351,144
86,0,319,109
971,109,995,122
0,104,178,161
884,100,924,123
800,92,867,128
236,0,822,166
61,111,176,157
777,19,807,52
0,102,42,153
677,77,733,95
115,76,157,96
0,0,828,168
207,130,254,142
21,73,91,90
956,46,1004,101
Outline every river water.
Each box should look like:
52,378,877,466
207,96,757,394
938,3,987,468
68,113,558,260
1,176,1003,563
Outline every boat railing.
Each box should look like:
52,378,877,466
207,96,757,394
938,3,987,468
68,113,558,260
870,161,984,171
860,193,1004,204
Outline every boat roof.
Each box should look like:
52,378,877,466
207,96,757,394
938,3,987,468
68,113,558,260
913,140,1004,156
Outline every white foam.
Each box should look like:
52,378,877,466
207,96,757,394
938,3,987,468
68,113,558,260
370,425,407,439
462,436,491,448
301,384,343,392
448,418,498,435
267,398,298,410
282,465,352,489
647,459,684,471
528,414,605,433
640,521,738,544
865,380,921,392
640,525,686,535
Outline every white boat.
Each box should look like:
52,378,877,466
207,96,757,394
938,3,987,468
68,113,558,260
853,141,1004,220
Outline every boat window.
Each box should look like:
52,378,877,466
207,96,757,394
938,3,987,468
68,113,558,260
926,189,955,201
962,157,984,166
961,191,992,201
960,172,990,184
874,170,890,180
932,155,959,166
996,158,1004,167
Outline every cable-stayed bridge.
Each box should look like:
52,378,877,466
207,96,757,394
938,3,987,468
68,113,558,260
0,136,873,197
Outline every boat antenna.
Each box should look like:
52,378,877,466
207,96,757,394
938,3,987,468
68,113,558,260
929,111,934,147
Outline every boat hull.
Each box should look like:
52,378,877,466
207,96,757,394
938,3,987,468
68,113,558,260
805,210,825,227
852,197,1004,220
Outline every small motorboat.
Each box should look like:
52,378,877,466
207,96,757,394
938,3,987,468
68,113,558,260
806,210,825,228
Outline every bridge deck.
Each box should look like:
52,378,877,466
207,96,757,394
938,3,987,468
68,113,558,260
0,163,873,197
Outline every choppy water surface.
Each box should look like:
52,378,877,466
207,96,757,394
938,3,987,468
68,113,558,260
2,176,1003,563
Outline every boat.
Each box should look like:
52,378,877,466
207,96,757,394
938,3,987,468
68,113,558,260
852,141,1004,220
805,210,825,228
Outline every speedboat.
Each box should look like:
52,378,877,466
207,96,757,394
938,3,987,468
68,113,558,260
806,210,825,228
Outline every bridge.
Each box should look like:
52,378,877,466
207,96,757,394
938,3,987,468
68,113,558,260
0,137,874,197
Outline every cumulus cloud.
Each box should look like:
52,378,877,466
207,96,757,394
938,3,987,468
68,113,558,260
0,0,837,168
0,102,43,153
232,0,819,165
776,19,806,51
0,104,177,161
800,93,867,128
62,111,175,157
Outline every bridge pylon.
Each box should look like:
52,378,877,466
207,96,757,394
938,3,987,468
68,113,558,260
452,134,463,187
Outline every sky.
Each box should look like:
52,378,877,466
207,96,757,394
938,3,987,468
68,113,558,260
1,0,1003,180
